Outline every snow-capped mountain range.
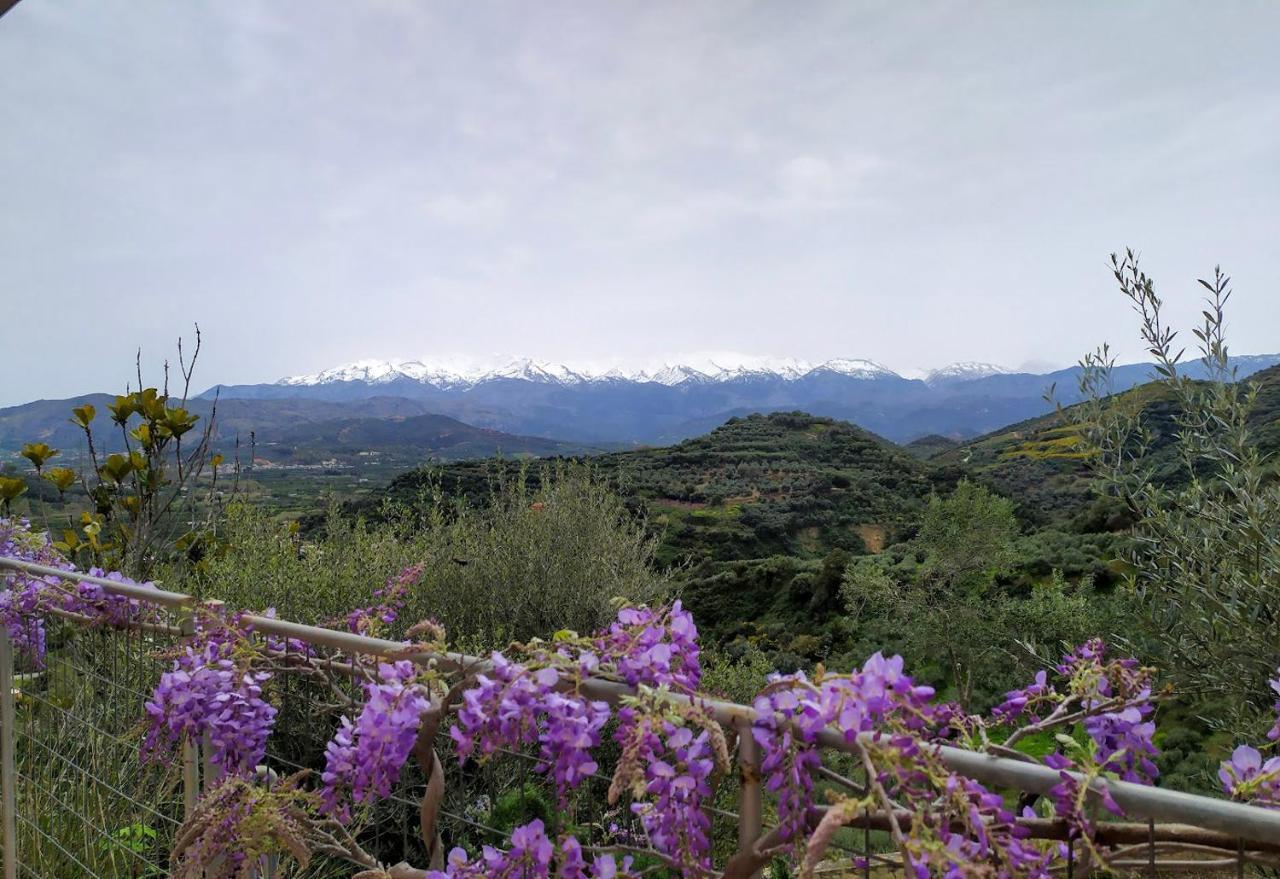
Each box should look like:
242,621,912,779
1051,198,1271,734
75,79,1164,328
196,352,1280,445
277,356,1003,390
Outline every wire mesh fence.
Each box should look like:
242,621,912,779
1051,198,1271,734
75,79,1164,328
9,619,186,878
4,558,1280,878
0,609,582,879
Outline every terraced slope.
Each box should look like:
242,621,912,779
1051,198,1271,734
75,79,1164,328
939,364,1280,527
353,411,945,565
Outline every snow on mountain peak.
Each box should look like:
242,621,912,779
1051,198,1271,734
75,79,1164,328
279,358,472,388
485,358,586,385
278,359,402,386
277,355,916,388
641,364,708,386
924,362,1011,386
812,358,899,379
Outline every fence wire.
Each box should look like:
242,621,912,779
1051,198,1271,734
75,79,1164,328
1,615,632,879
3,558,1280,878
9,621,185,879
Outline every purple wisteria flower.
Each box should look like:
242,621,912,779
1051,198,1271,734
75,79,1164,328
144,637,276,772
555,835,637,879
1268,672,1280,743
321,659,433,821
993,670,1056,723
999,640,1160,788
988,639,1162,851
1058,641,1160,785
630,723,715,873
593,601,701,690
1042,751,1122,839
0,519,166,667
751,652,940,843
452,654,555,761
0,584,46,668
343,563,425,637
1219,744,1280,808
143,621,277,777
75,566,160,625
423,819,636,879
536,691,610,795
1083,701,1159,783
920,773,1052,879
0,518,73,667
451,654,610,807
752,674,824,842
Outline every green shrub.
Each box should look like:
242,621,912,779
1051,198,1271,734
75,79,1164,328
186,463,667,649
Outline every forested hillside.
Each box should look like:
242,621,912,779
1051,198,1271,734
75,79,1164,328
351,412,945,565
343,408,1136,693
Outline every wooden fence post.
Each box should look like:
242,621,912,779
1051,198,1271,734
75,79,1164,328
182,736,200,818
737,718,762,879
177,599,203,818
1,628,17,879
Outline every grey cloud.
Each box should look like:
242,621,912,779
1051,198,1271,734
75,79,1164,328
1,1,1278,405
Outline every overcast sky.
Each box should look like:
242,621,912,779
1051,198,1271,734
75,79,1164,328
2,1,1278,405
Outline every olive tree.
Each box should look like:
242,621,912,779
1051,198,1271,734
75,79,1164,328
1066,250,1280,733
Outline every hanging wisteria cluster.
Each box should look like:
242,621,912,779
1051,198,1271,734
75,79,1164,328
142,610,278,774
342,563,426,638
322,659,436,822
446,601,725,875
3,514,1280,879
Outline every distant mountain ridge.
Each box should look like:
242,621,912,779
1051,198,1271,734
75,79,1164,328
273,356,898,389
0,395,602,463
8,355,1279,457
200,353,1280,444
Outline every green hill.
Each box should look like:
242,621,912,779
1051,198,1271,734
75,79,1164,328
341,412,957,660
358,411,945,566
1249,363,1280,453
266,412,597,463
903,434,960,459
939,364,1280,528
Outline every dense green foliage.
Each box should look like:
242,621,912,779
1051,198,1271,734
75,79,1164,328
188,465,666,650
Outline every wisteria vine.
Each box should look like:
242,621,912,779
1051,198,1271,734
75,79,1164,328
3,515,1280,879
